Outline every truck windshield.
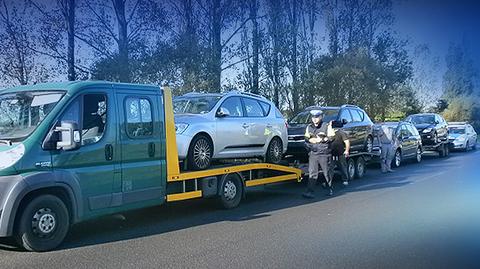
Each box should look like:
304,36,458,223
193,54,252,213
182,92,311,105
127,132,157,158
0,91,64,141
173,96,221,114
289,109,339,125
408,115,435,124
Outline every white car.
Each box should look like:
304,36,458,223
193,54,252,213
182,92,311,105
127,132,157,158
173,91,288,170
448,122,477,151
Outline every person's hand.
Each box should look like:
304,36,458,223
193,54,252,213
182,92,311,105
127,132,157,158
344,150,349,157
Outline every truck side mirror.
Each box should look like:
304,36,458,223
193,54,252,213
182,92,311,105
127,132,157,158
55,121,81,151
216,108,230,118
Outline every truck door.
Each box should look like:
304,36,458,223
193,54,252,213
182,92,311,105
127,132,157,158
51,90,119,215
116,89,166,205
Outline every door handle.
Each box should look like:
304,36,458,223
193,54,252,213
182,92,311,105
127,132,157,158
105,144,113,161
148,142,155,157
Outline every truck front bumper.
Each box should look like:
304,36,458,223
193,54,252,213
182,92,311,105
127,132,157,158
0,175,26,237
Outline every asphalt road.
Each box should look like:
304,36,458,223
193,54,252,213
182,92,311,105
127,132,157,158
1,149,480,269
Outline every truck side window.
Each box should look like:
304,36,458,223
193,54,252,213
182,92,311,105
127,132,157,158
125,97,153,138
82,94,107,145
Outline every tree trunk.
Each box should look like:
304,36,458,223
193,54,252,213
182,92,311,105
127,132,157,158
113,0,129,82
66,0,75,81
210,0,222,92
250,0,259,94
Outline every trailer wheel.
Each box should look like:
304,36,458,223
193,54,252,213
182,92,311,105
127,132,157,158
15,194,70,252
218,173,243,209
355,157,366,179
347,158,356,180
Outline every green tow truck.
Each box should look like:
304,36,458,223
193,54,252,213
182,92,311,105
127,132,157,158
0,81,301,251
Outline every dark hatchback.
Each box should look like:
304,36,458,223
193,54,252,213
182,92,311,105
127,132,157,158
286,105,374,158
381,122,423,167
404,113,449,145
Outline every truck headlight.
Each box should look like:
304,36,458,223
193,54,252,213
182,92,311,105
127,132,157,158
175,123,189,134
422,128,433,133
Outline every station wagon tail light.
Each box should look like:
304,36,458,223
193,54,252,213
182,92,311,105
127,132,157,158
0,144,25,170
175,123,189,134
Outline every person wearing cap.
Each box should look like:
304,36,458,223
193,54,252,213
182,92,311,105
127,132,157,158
302,109,334,198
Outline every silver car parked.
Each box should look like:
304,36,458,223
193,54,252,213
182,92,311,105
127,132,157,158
448,122,477,151
174,91,288,170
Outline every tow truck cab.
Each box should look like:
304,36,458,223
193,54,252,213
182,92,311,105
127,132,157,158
0,81,170,250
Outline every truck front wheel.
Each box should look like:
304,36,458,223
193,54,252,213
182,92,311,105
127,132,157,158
16,194,70,252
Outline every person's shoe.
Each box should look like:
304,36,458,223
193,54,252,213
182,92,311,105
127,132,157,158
302,191,315,199
342,181,349,186
387,169,395,173
321,182,327,189
327,188,334,196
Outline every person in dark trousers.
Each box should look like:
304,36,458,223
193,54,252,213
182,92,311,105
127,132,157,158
330,126,351,185
302,110,334,198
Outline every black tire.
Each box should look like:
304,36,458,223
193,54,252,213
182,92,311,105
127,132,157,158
473,143,477,150
347,158,356,180
445,143,450,156
15,195,70,252
465,142,470,152
187,134,213,170
355,157,366,179
438,144,446,158
265,137,283,164
217,173,243,209
364,135,374,153
415,147,422,163
393,149,401,168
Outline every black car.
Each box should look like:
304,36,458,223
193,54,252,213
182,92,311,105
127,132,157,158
404,113,449,146
380,122,423,167
287,105,374,158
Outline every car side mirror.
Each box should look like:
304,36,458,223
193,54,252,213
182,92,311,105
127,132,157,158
216,108,230,118
55,121,81,151
341,119,348,125
435,120,439,124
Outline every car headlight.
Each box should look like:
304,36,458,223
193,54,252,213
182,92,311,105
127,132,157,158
422,128,433,133
175,123,189,134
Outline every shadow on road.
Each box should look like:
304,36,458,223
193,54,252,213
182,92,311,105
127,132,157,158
0,149,476,252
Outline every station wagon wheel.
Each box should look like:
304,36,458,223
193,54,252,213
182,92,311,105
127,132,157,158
416,147,422,163
266,137,283,164
16,195,70,252
347,158,356,180
218,173,243,209
393,149,402,167
188,134,213,170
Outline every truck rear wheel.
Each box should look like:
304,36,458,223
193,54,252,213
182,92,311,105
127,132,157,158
16,194,70,252
347,158,356,180
218,173,243,209
355,157,366,179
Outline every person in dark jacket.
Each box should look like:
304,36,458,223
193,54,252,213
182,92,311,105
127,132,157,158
330,127,351,185
302,110,334,198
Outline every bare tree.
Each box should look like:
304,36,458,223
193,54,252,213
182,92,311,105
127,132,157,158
0,0,49,85
77,0,166,82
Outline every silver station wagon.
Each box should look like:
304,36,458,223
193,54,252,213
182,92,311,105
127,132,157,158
173,91,288,170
